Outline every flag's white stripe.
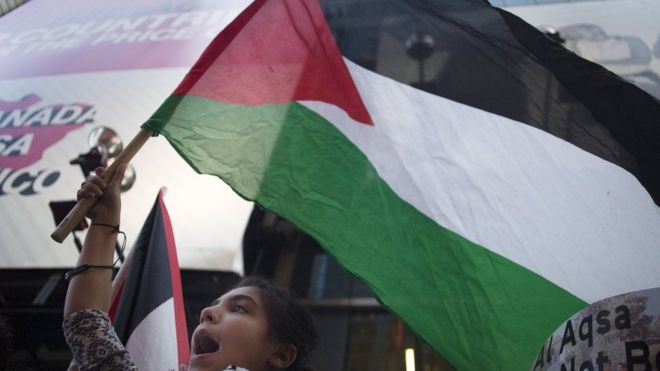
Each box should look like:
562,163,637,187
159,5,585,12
302,60,660,304
125,297,179,369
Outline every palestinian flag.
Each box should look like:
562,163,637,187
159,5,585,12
142,0,660,369
109,190,189,369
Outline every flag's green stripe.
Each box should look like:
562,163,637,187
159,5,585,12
143,95,586,370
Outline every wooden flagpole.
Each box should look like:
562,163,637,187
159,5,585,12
51,128,154,243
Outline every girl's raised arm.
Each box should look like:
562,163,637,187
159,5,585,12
63,165,126,317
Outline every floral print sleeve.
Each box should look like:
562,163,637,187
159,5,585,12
63,309,138,370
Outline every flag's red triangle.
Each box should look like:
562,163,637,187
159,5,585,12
174,0,373,125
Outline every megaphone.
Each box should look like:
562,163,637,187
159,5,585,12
71,126,136,192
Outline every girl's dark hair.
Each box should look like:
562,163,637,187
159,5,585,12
233,277,318,371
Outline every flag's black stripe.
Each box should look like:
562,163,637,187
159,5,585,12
494,8,660,205
113,196,173,343
321,0,660,205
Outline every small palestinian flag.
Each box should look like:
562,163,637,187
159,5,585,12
109,190,189,369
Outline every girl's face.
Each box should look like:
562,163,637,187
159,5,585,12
188,286,276,371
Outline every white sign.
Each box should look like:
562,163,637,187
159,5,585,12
0,0,254,271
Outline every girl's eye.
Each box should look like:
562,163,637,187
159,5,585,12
231,304,247,313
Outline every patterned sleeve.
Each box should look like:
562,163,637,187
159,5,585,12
63,309,138,371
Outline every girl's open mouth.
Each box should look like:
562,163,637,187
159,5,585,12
192,329,220,355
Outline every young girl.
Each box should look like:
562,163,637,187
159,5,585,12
62,166,318,371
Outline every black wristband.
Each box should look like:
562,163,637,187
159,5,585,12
65,264,114,280
90,222,120,233
78,222,128,270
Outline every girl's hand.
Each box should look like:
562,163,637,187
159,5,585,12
76,165,127,223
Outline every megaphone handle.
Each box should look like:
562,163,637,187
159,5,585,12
51,128,154,243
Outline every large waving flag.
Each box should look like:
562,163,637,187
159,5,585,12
142,0,660,369
109,190,189,369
